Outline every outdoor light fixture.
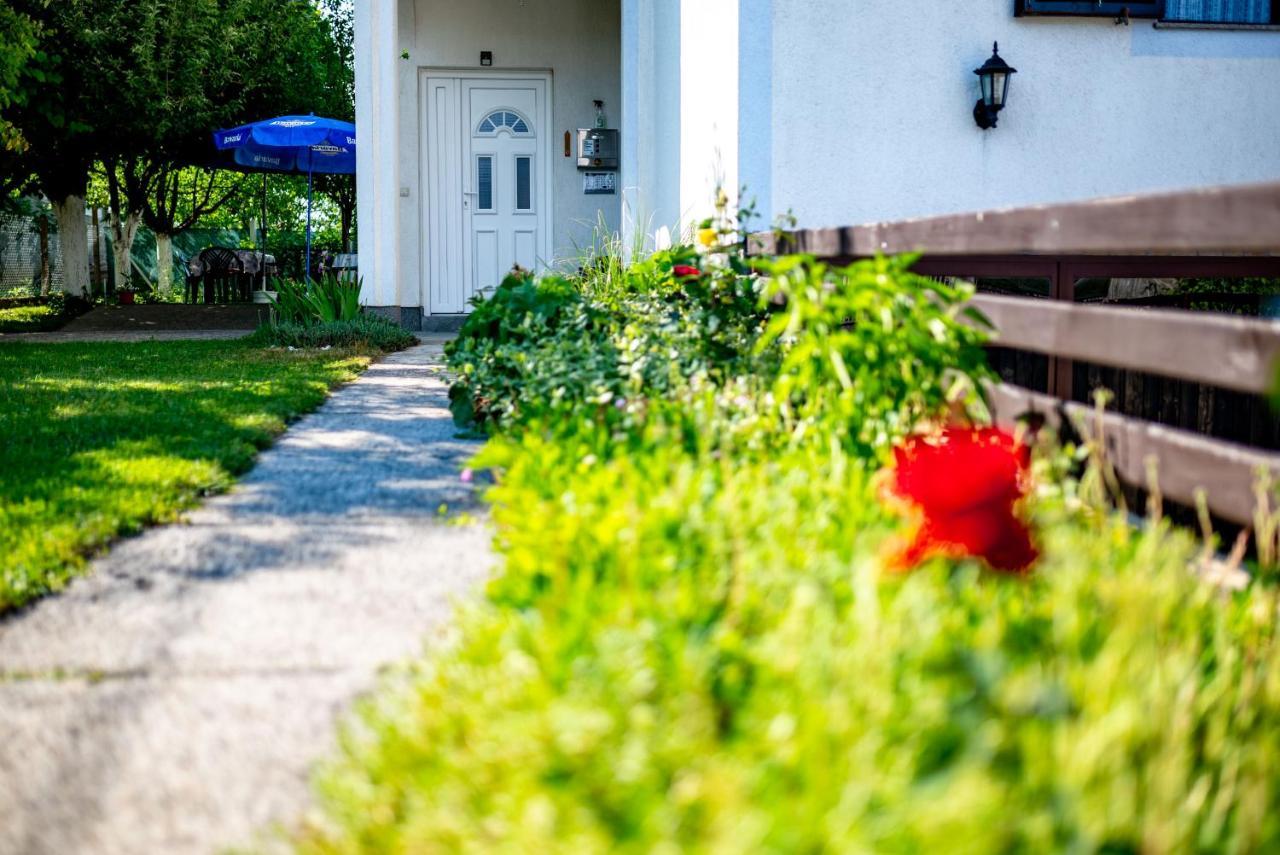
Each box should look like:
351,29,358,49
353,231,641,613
973,42,1016,130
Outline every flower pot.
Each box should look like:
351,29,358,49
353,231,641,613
118,290,136,305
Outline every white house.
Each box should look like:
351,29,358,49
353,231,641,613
355,0,1280,329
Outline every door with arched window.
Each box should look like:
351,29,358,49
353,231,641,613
422,73,551,314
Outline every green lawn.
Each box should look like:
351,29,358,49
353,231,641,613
0,303,61,333
0,339,372,611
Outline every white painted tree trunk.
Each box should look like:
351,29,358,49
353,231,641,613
53,196,90,297
110,214,141,291
155,232,174,295
1107,278,1179,301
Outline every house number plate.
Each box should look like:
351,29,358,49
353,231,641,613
583,172,616,195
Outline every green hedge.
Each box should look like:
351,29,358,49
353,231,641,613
300,250,1280,853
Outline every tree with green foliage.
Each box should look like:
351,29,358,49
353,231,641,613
312,0,356,251
0,4,39,154
1,1,96,294
2,0,349,296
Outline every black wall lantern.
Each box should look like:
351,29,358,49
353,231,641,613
973,42,1016,130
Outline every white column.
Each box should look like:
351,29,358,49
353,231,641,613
738,0,773,226
621,0,683,252
355,0,400,308
623,0,752,247
619,0,643,250
679,0,740,231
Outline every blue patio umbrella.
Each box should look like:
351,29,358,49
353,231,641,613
213,115,356,280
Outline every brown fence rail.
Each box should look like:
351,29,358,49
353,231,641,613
971,294,1280,396
751,180,1280,258
757,182,1280,526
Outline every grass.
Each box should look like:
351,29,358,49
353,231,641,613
0,303,61,333
0,339,374,611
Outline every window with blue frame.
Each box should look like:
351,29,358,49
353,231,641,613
1015,0,1161,17
1164,0,1273,23
1016,0,1275,21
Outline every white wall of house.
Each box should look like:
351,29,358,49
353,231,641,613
622,0,1280,237
358,0,620,316
361,0,1280,315
764,0,1280,228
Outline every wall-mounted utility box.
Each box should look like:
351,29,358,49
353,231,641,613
577,128,619,170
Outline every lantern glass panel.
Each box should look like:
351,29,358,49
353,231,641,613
980,73,994,106
998,72,1012,108
991,72,1008,107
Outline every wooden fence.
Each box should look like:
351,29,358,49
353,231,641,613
753,181,1280,526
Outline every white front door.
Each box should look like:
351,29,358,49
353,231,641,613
422,73,551,314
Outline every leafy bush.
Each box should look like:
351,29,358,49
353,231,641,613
300,243,1280,853
445,250,772,430
248,316,416,352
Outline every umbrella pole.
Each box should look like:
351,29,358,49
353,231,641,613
305,164,314,282
261,173,268,291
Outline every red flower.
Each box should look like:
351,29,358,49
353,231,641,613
672,264,702,278
882,427,1037,574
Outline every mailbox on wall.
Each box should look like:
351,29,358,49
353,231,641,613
576,128,618,170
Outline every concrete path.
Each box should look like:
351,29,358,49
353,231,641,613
0,344,491,855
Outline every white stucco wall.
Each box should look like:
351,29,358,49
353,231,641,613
766,0,1280,228
394,0,621,310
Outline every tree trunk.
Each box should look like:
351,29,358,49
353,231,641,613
53,196,90,297
37,214,50,296
110,213,141,293
1106,278,1178,301
155,232,175,295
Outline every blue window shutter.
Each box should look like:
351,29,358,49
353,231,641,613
1164,0,1270,22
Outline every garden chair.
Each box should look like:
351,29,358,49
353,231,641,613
194,247,248,303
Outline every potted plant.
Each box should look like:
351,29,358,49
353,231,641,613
117,288,138,305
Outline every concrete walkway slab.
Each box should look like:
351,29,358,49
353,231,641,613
0,344,490,855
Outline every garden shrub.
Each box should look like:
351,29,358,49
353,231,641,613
248,315,416,352
300,240,1280,853
445,250,774,431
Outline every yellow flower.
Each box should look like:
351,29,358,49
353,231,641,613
697,228,717,248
